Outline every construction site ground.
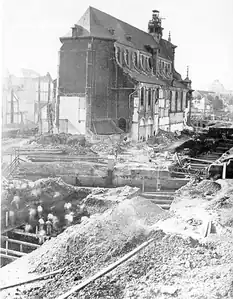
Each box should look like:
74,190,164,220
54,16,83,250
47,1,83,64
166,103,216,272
0,178,233,299
1,130,233,298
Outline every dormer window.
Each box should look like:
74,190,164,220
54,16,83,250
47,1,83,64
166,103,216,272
124,49,129,66
125,34,132,41
108,28,115,35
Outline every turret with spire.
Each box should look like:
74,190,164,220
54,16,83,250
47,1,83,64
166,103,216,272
168,31,171,42
183,66,192,88
148,10,164,42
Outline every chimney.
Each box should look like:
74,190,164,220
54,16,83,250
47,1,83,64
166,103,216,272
71,25,82,38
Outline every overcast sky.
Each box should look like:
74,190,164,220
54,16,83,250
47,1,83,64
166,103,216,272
2,0,233,90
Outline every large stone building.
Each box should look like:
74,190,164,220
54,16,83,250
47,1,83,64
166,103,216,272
56,7,193,140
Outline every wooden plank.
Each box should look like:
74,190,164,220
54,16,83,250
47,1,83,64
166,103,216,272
0,247,26,257
11,229,49,240
0,253,17,261
1,236,40,248
0,268,64,291
186,157,213,164
57,238,154,299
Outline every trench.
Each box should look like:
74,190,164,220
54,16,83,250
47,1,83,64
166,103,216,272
1,128,233,266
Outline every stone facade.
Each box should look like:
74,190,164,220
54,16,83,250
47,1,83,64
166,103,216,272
57,7,193,139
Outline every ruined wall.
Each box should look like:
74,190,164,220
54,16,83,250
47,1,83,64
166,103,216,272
59,39,88,94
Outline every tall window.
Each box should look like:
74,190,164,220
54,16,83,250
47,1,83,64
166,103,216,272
186,93,189,108
180,92,183,110
170,91,174,112
175,91,178,111
140,87,144,106
133,52,138,67
156,88,160,99
124,49,129,66
116,47,121,64
148,89,152,107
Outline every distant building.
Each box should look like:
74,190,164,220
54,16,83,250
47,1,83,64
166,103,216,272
192,90,215,116
2,69,53,133
56,7,193,140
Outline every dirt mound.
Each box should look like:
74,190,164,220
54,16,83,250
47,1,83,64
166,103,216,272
8,198,167,298
83,186,139,215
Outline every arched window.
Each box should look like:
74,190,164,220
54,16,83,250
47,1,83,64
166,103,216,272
175,91,178,111
140,87,144,106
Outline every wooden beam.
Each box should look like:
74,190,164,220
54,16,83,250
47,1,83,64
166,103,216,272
0,268,64,291
1,236,40,248
0,248,26,257
12,229,51,240
57,238,154,299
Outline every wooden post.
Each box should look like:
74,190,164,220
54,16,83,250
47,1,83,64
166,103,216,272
6,211,9,227
6,240,8,255
20,244,23,252
142,176,145,192
222,162,227,179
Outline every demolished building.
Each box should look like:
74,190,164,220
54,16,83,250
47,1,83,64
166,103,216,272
56,7,193,140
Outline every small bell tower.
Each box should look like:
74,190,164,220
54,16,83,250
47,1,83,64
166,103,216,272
148,10,164,42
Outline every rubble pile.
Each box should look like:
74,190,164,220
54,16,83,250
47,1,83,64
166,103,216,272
31,133,86,146
6,197,167,298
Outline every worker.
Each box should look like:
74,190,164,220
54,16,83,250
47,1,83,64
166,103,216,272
38,228,46,245
52,215,59,233
37,204,43,218
29,206,37,223
64,202,72,212
46,218,52,236
11,193,20,210
47,212,54,221
65,211,74,227
38,217,45,231
25,223,33,233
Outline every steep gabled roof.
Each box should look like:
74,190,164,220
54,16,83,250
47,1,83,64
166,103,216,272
62,6,173,54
